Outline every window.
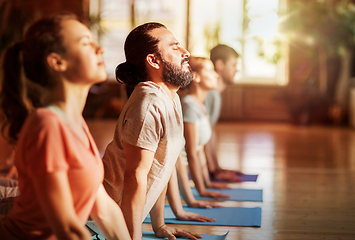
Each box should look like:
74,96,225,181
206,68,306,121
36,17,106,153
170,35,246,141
91,0,287,84
188,0,287,85
89,0,186,80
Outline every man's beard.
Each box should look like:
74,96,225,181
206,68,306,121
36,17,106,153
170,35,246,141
160,56,193,88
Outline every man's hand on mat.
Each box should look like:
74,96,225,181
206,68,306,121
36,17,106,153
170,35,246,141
175,210,215,222
155,224,203,240
188,200,222,209
200,190,230,199
216,167,243,175
206,181,230,190
212,170,243,182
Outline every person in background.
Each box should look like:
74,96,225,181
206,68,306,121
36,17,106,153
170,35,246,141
181,56,230,199
102,22,203,240
204,44,244,182
0,13,130,240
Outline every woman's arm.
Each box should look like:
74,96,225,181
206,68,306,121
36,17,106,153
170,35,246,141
31,171,92,240
90,184,131,240
184,122,228,199
166,165,216,221
184,122,207,192
121,141,155,240
204,129,220,174
175,153,221,209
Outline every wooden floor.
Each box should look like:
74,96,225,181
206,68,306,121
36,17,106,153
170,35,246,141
87,120,355,240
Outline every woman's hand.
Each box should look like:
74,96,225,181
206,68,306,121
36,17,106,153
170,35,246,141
155,224,202,240
187,199,222,209
175,210,215,222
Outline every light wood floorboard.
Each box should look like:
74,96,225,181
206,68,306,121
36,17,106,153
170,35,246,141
86,120,355,240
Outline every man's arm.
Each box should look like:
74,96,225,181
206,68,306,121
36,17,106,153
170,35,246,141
150,184,202,240
198,148,230,190
204,129,243,182
121,141,155,240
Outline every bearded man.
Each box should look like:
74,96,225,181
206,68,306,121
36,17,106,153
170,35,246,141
102,22,202,240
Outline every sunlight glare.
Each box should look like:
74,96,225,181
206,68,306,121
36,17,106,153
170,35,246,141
247,0,278,18
246,0,279,43
249,13,279,42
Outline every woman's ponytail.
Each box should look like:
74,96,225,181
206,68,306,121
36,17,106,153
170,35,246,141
0,42,29,144
0,13,76,145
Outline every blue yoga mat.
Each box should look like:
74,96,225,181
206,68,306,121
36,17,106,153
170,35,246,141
210,173,258,182
87,221,229,240
238,174,258,182
189,173,258,182
191,187,263,202
142,231,229,240
143,205,262,227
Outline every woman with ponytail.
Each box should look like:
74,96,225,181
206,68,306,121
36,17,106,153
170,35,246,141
180,57,231,199
0,13,130,239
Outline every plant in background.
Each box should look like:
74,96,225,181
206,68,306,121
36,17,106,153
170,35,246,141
204,22,221,54
88,13,106,45
279,0,355,55
254,36,282,64
275,0,355,124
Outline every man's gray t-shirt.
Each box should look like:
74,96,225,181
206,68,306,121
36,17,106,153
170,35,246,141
103,81,184,220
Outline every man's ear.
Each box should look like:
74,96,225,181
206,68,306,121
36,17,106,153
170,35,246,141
46,53,67,72
214,59,224,72
146,54,160,70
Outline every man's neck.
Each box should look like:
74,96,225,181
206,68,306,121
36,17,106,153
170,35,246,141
218,76,227,93
152,80,179,100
